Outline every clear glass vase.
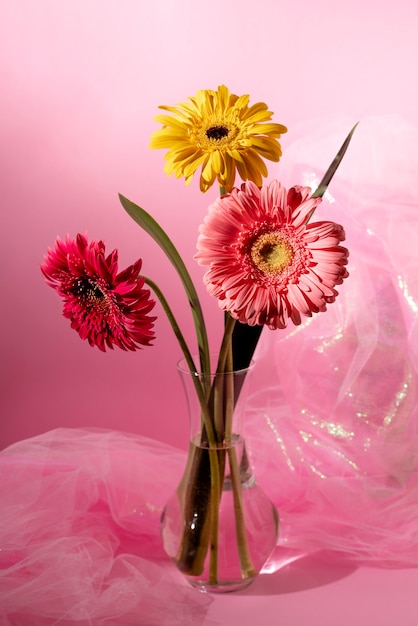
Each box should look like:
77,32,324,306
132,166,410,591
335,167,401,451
160,358,279,593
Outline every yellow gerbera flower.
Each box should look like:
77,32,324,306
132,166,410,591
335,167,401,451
150,85,287,193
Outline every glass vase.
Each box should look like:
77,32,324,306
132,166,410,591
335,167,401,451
160,358,279,593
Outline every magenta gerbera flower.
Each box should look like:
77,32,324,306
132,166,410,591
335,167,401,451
41,233,156,351
195,181,349,329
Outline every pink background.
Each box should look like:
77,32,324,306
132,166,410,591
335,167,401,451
1,0,417,451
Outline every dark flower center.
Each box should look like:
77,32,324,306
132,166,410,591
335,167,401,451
206,125,230,141
71,277,106,302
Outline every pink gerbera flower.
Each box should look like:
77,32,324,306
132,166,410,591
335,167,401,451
41,233,156,351
195,181,349,329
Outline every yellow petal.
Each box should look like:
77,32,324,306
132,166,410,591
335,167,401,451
235,155,248,181
211,149,222,174
183,153,207,177
250,136,283,160
153,114,190,129
240,102,268,120
247,123,287,136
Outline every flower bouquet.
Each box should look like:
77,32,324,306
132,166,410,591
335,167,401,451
41,85,355,591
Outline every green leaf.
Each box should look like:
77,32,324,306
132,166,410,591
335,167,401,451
311,122,359,198
118,193,210,374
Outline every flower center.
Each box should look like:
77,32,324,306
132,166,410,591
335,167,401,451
205,125,230,141
251,232,294,275
71,277,111,312
194,117,241,151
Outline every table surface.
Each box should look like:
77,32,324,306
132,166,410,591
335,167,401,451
198,553,418,626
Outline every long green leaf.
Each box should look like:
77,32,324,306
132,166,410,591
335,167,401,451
118,193,210,373
311,122,359,198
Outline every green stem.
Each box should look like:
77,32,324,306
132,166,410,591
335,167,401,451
143,276,197,372
227,445,257,579
224,348,234,445
209,315,234,579
213,379,224,441
211,314,236,441
143,275,216,444
208,447,221,583
220,316,255,579
216,313,237,374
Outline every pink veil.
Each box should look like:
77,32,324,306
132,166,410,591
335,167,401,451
248,114,418,566
0,429,212,625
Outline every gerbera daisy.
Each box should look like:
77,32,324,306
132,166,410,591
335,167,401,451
150,85,287,193
41,233,156,351
195,181,349,329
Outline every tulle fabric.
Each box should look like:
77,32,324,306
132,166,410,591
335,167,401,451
2,115,418,623
248,113,418,567
0,429,212,625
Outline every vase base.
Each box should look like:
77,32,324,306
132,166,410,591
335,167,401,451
187,576,256,594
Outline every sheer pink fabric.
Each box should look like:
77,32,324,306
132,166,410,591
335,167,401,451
249,114,418,567
0,429,212,625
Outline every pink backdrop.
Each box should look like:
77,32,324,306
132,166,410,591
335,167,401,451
1,0,417,451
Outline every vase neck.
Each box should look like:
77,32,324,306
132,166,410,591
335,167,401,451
177,359,254,448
